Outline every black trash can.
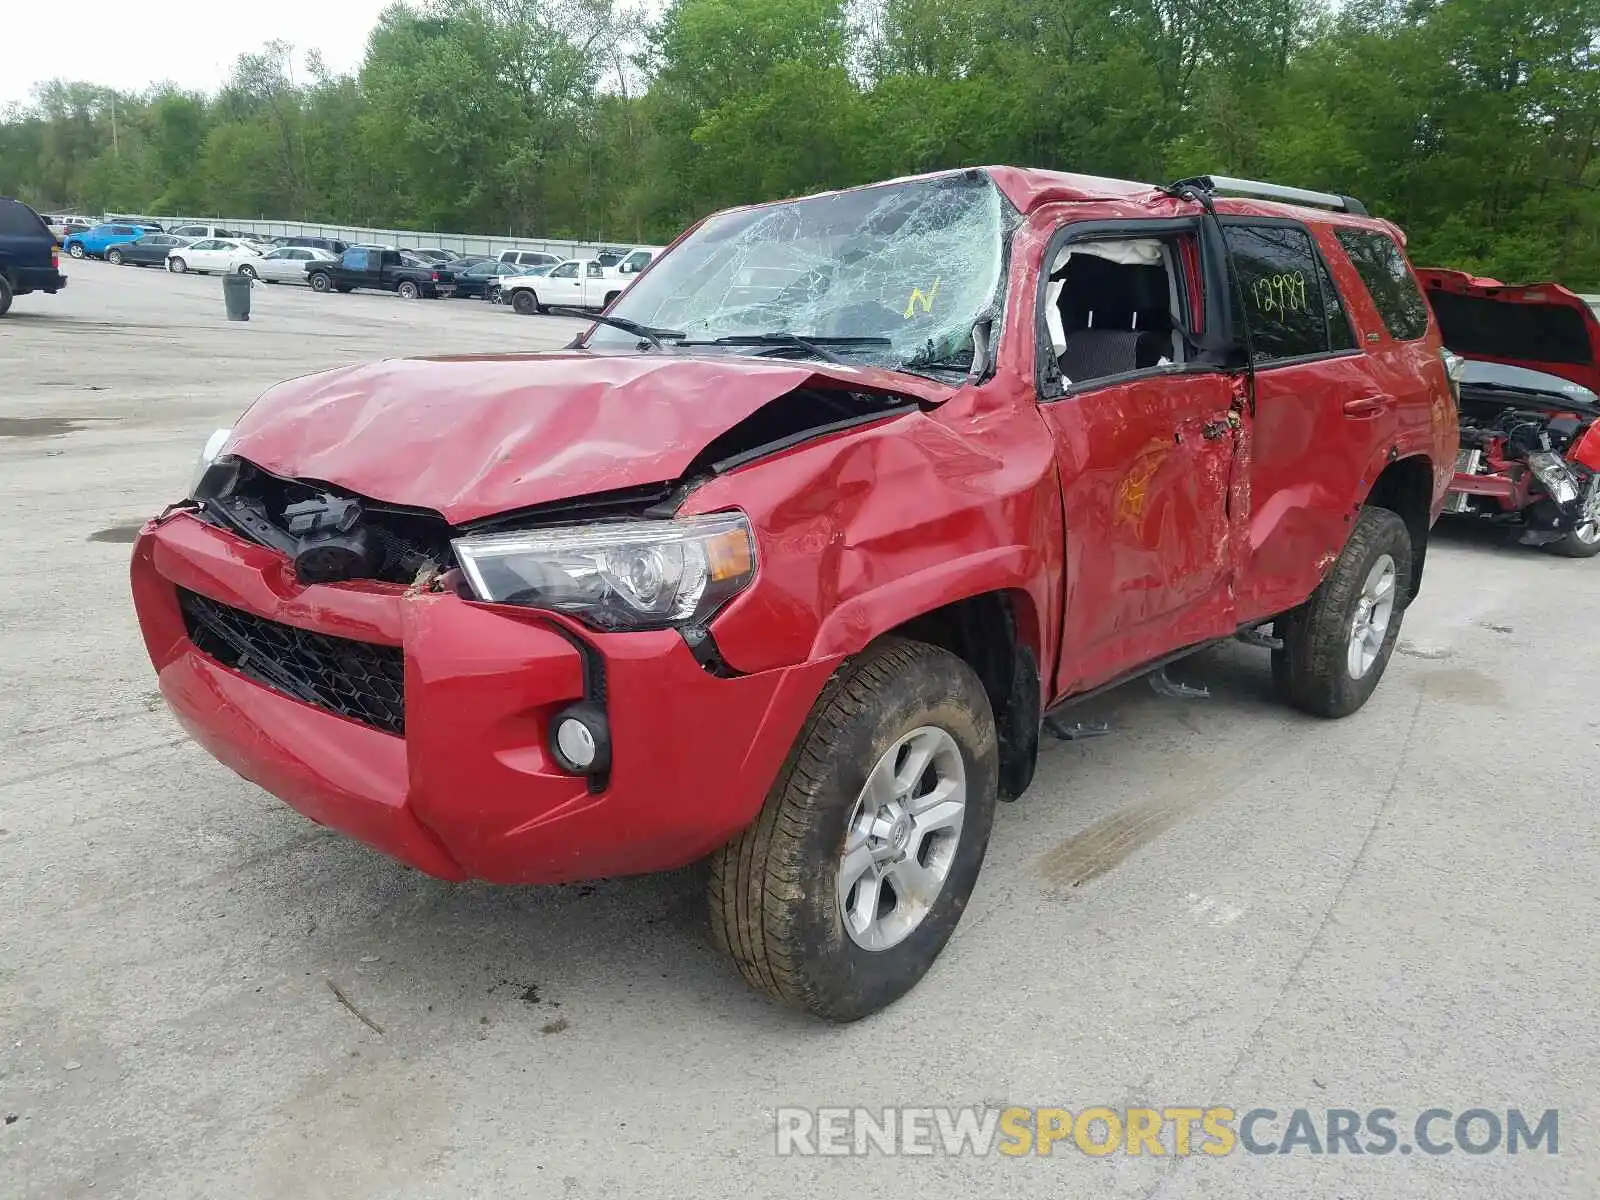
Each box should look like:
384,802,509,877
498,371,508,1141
222,272,252,321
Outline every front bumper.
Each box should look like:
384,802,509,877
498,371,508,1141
132,512,838,884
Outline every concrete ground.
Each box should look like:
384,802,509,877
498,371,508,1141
2,261,1596,1199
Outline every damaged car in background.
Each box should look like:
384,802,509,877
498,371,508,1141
1419,269,1600,557
132,167,1455,1020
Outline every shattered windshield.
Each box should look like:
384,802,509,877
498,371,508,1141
590,171,1009,374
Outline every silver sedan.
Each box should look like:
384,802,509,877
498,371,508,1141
238,246,338,285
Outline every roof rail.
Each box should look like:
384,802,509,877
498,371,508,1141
1168,174,1368,216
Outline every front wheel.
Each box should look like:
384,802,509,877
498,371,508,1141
308,272,331,293
169,257,187,274
1548,493,1600,558
107,248,124,266
511,289,538,316
238,264,257,280
0,275,13,317
68,243,85,259
708,637,999,1021
1272,506,1412,718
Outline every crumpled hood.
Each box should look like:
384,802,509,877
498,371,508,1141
227,353,946,524
1418,268,1600,395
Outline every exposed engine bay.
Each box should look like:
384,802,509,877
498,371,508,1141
1448,389,1600,544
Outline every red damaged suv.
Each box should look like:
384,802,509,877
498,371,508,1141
133,169,1456,1019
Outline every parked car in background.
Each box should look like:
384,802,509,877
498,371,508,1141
503,258,623,315
406,247,461,263
0,197,67,316
450,258,525,300
105,214,164,231
497,249,560,269
45,215,94,241
62,222,149,260
1419,268,1600,556
167,237,262,275
169,224,243,241
306,247,456,297
281,236,348,255
486,263,553,304
614,245,663,276
107,233,194,267
238,245,337,284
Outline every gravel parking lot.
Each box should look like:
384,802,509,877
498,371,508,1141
3,261,1598,1199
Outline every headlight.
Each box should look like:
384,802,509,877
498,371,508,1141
189,427,233,497
1527,451,1582,506
452,513,757,631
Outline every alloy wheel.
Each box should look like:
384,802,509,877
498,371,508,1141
1347,553,1397,679
837,726,967,952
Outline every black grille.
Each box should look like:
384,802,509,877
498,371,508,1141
179,588,406,735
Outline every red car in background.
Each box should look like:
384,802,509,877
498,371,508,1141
133,168,1456,1019
1419,269,1600,556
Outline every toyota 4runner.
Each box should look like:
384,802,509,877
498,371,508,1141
131,168,1456,1020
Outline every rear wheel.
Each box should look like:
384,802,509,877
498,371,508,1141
1273,506,1412,718
511,289,538,316
708,637,999,1021
107,248,124,266
169,256,187,274
0,275,13,317
397,280,420,299
603,290,620,308
238,264,257,280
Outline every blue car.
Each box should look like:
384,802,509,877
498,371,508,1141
62,222,153,261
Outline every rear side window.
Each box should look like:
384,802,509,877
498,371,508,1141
1223,224,1356,361
0,201,49,237
1334,229,1430,341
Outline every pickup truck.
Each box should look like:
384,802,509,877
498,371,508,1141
503,258,625,315
306,248,456,299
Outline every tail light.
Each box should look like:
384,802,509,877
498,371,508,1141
431,271,440,282
52,251,59,270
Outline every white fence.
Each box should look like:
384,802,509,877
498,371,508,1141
137,215,632,260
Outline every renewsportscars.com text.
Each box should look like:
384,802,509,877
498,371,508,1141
775,1106,1558,1158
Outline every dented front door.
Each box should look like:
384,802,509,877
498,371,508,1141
1039,372,1242,696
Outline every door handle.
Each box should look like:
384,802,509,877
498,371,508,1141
1342,394,1393,418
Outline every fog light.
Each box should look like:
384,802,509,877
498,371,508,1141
551,704,610,775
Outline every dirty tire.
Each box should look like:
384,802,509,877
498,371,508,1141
511,289,538,316
1547,527,1600,558
0,275,12,317
708,637,999,1021
1272,506,1412,718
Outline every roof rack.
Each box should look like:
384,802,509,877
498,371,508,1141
1168,174,1368,216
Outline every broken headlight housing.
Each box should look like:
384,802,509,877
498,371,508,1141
1526,451,1582,507
452,513,757,631
188,427,234,497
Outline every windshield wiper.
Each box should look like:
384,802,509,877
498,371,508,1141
553,308,684,351
676,333,893,365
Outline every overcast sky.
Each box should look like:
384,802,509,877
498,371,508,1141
2,1,396,109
